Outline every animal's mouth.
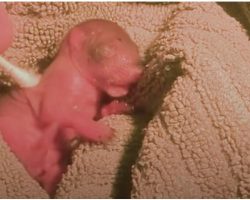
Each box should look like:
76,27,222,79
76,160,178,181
93,93,111,120
101,92,113,105
94,92,127,120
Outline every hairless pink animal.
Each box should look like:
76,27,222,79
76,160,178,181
0,4,142,195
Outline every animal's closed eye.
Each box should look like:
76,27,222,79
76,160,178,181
89,44,114,62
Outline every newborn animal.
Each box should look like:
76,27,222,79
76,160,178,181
0,18,142,194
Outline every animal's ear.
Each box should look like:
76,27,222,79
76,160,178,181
67,27,86,51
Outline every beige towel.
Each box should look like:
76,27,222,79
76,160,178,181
0,2,250,198
131,3,250,198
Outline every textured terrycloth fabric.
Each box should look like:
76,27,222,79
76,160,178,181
131,3,250,198
0,2,250,198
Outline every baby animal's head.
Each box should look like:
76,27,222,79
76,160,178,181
63,19,142,97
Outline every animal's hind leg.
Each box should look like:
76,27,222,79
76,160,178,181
38,146,64,195
35,124,70,194
0,116,46,178
0,117,66,194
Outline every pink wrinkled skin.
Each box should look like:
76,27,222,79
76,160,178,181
0,17,142,194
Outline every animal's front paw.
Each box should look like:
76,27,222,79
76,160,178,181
72,118,114,142
87,122,114,142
